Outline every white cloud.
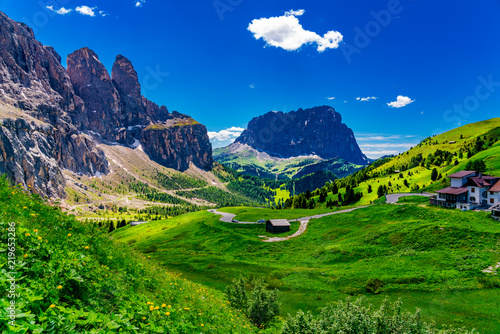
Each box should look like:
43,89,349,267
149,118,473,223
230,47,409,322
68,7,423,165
356,96,377,102
99,10,108,17
248,10,343,52
326,97,335,100
363,150,400,159
208,127,245,144
357,135,401,141
249,84,255,89
47,6,72,15
285,9,305,16
136,0,146,7
388,95,415,108
76,6,96,16
359,143,418,149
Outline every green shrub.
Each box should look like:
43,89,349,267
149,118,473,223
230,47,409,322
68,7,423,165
226,276,280,328
365,278,384,294
281,297,477,334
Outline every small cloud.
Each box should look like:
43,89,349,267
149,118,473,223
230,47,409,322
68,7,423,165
326,97,335,100
344,101,348,103
357,135,401,141
99,10,108,17
388,95,415,108
248,10,343,52
356,96,377,102
47,6,72,15
362,150,400,159
249,84,255,89
285,9,305,16
135,0,146,7
76,6,96,16
208,127,245,146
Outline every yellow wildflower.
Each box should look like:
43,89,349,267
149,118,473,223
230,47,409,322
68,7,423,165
38,237,42,240
161,304,166,308
85,246,89,249
57,285,63,289
49,304,56,308
165,312,170,316
149,306,154,311
67,234,72,237
23,254,28,258
25,233,30,236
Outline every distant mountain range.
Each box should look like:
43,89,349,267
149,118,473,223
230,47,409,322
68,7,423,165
214,106,369,179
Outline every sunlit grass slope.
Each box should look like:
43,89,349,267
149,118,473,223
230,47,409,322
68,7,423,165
114,203,500,333
0,178,254,333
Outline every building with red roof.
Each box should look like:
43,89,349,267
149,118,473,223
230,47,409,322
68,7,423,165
430,171,500,211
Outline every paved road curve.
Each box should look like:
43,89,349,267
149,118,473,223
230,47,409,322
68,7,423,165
208,206,369,242
208,193,433,242
385,193,433,204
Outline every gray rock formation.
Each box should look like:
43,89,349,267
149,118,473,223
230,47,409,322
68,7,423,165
0,10,212,198
235,106,368,165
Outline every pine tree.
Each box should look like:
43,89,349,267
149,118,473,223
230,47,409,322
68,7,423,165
377,185,385,198
431,168,438,181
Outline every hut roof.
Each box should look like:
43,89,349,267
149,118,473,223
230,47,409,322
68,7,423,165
267,219,291,227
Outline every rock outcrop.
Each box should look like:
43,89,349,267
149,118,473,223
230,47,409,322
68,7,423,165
235,106,368,165
66,49,213,171
0,10,212,198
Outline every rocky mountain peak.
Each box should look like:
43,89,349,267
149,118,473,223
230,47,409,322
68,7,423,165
112,54,142,103
0,10,213,198
235,105,368,165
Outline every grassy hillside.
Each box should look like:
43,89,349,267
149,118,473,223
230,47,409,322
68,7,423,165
213,144,362,180
113,202,500,333
285,118,500,209
0,177,255,333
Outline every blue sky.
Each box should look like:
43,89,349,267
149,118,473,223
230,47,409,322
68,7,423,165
2,0,500,158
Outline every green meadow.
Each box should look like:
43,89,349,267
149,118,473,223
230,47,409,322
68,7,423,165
114,201,500,333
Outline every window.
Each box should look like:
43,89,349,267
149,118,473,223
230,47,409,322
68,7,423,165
471,188,475,193
470,197,476,202
491,198,495,204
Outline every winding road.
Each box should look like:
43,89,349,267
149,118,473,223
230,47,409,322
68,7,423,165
208,193,432,242
209,206,368,242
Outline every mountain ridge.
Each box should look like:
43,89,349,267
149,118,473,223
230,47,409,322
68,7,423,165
0,10,212,198
214,106,367,180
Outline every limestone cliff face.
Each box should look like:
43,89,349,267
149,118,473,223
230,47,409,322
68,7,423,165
141,120,213,171
0,11,109,198
66,50,213,171
0,10,212,197
235,106,369,165
66,48,123,141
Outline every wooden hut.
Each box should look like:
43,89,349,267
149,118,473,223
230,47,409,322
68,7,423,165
266,219,291,234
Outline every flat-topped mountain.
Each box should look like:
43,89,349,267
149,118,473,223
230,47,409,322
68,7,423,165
0,10,212,198
214,106,368,179
235,106,368,165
